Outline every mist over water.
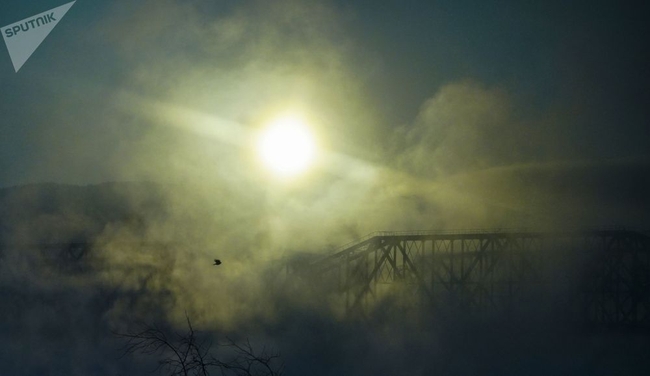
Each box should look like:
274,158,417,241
1,168,648,374
1,0,650,374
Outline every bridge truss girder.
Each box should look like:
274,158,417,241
308,231,650,327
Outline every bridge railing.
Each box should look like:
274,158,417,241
324,228,532,255
309,227,650,270
325,226,649,254
311,228,534,268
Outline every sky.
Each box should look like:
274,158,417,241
1,0,649,185
1,0,650,375
0,0,648,228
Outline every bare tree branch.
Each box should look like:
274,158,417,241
114,315,283,376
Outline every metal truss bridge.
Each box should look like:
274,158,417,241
291,229,650,329
4,229,650,329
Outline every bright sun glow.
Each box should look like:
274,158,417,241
257,115,316,177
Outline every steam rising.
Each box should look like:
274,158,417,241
1,0,649,375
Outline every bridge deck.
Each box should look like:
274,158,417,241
297,229,650,327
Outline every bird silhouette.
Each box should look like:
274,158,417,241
213,259,222,266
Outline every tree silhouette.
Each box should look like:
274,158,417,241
115,315,283,376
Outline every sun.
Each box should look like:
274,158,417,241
257,114,316,177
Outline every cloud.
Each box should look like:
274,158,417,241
397,80,519,178
382,80,650,230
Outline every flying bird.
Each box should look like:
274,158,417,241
213,259,222,266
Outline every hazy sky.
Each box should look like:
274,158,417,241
1,0,648,186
